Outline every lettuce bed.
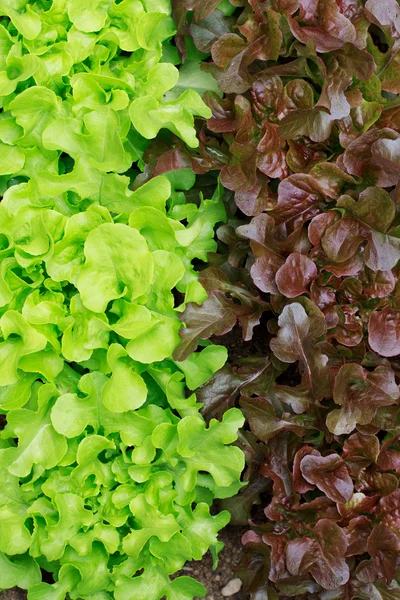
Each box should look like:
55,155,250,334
171,0,400,598
0,2,245,599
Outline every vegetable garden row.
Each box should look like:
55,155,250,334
1,0,400,598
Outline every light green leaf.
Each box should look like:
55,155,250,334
115,567,206,600
125,250,184,363
122,493,180,557
154,409,245,492
102,344,148,412
0,2,241,598
111,301,156,340
51,390,97,439
33,45,74,92
61,294,110,363
39,493,93,560
148,364,200,416
0,552,41,590
0,1,41,39
18,346,64,381
101,175,171,214
8,87,59,148
176,345,228,391
165,61,223,101
28,564,81,600
126,316,181,364
129,90,212,148
77,223,153,313
129,207,181,252
141,63,179,100
0,311,48,386
136,12,175,51
43,108,132,173
69,522,120,555
0,505,32,554
60,543,111,596
37,157,131,209
2,383,68,477
0,141,24,174
46,208,110,284
0,372,36,410
67,0,112,33
51,371,168,448
178,503,230,561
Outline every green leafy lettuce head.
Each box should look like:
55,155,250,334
0,1,244,598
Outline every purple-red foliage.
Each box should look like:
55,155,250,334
170,0,400,597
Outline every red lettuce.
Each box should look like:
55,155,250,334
169,0,400,596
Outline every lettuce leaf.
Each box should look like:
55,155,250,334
0,2,242,599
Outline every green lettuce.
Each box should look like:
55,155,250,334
0,1,244,598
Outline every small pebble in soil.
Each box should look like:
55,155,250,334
221,578,242,597
173,525,245,599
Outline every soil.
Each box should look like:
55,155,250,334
0,591,26,600
0,527,246,600
212,320,271,364
175,526,246,600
